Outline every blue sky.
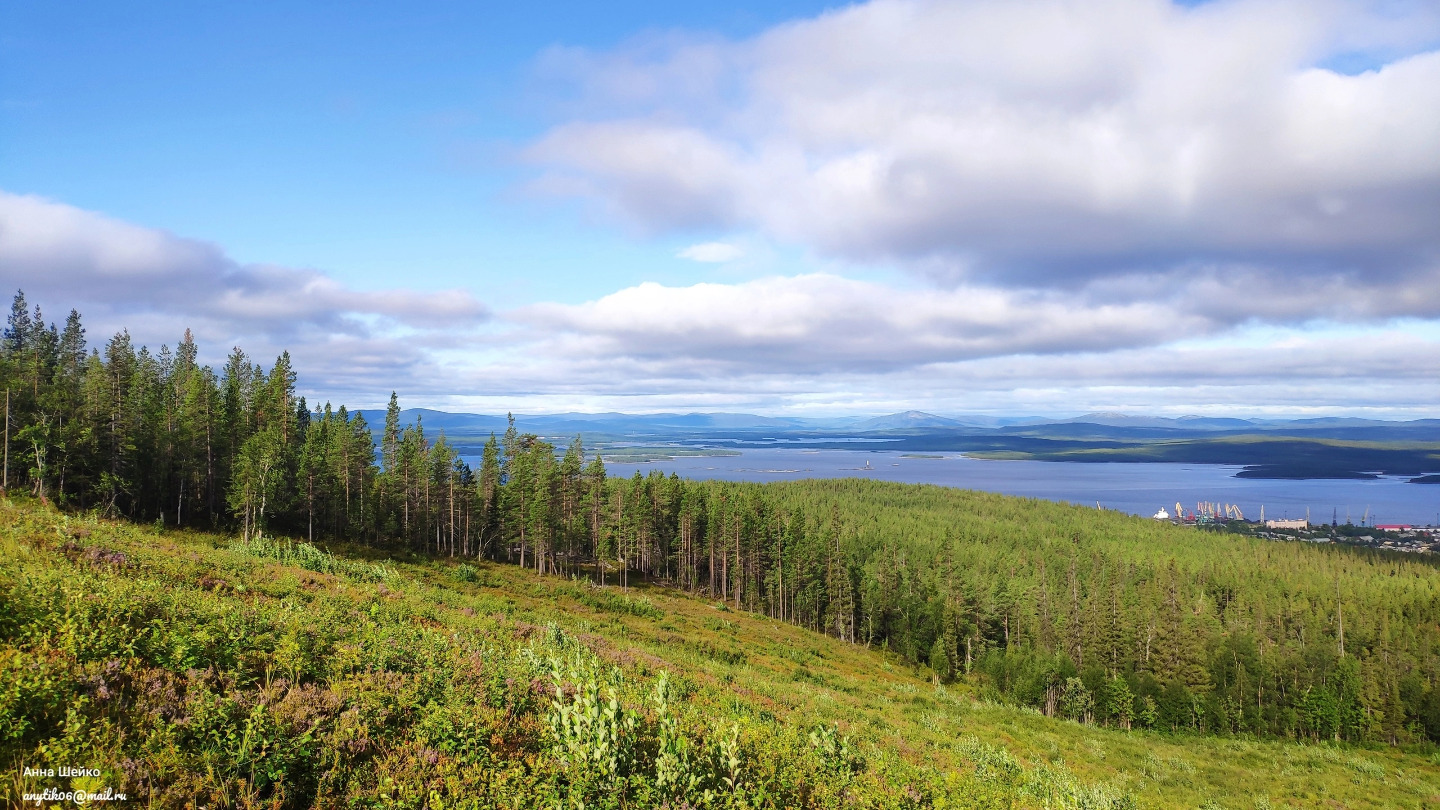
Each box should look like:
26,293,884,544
1,0,834,304
2,0,1439,417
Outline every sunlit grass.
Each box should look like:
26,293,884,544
3,497,1437,808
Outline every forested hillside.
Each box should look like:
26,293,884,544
6,500,1440,809
4,290,1439,749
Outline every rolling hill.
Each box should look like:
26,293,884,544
4,497,1438,808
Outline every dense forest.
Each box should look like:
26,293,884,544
4,290,1440,747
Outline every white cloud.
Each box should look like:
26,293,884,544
511,262,1440,377
441,312,1440,417
525,0,1440,311
677,241,745,262
0,190,490,401
517,273,1215,373
497,0,1440,415
5,174,1438,416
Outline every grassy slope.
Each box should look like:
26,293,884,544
3,498,1439,809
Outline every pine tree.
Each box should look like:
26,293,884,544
583,451,606,582
5,290,32,353
477,433,502,559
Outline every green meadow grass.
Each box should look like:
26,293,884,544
2,498,1437,808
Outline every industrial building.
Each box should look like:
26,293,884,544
1264,518,1309,530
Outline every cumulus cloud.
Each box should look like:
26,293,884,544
444,314,1440,417
525,0,1440,312
677,241,744,262
494,0,1440,415
13,0,1440,426
0,192,487,330
517,273,1216,374
0,191,489,399
5,184,1425,414
509,264,1440,379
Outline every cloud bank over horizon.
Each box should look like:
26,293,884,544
5,185,1435,417
3,0,1438,417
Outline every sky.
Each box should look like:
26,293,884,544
2,0,1438,418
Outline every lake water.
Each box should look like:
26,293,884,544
595,448,1440,527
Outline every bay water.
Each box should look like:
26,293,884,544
596,448,1440,527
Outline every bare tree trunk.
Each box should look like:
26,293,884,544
777,526,785,622
734,518,741,609
519,488,527,570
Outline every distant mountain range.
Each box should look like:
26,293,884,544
353,407,1015,436
345,408,1440,479
352,408,1440,442
848,410,969,430
1045,412,1258,430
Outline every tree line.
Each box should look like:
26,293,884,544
4,290,1439,746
